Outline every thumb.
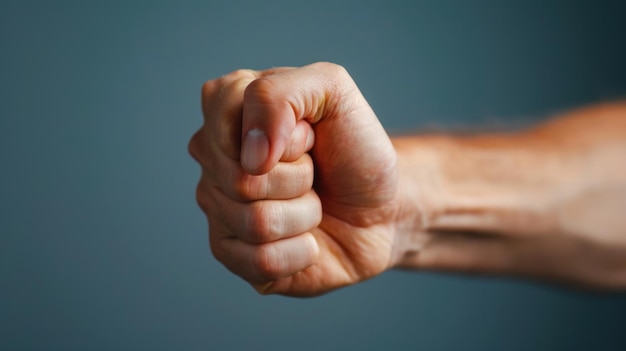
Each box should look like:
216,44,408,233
240,75,296,174
240,62,359,175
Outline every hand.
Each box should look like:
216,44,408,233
189,63,402,296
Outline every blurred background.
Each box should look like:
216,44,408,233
2,1,626,350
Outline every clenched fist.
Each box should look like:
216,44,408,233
191,63,626,295
189,63,403,296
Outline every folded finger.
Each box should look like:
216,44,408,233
281,120,315,162
216,232,320,284
211,188,322,243
206,151,314,201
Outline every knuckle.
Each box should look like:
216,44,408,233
188,129,204,162
313,61,348,78
215,110,242,159
244,77,278,105
202,71,254,109
195,183,212,213
309,62,354,106
233,171,267,201
282,141,297,161
188,126,219,169
209,238,225,263
228,69,255,80
245,202,280,243
275,156,313,196
201,79,219,98
253,245,282,281
295,156,315,189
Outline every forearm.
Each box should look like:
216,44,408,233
392,102,626,271
394,132,564,237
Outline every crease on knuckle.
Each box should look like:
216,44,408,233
234,170,267,201
296,157,315,191
279,158,314,196
254,244,282,281
264,158,313,198
246,201,281,243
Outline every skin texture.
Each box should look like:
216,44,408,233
189,62,626,297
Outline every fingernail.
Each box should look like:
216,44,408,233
242,129,269,172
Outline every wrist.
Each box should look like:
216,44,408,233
389,136,443,267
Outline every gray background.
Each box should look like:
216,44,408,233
2,1,626,350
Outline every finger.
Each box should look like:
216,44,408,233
201,69,258,160
216,232,320,284
188,128,208,165
211,188,322,243
281,120,315,162
202,151,315,201
240,62,369,174
199,67,306,162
